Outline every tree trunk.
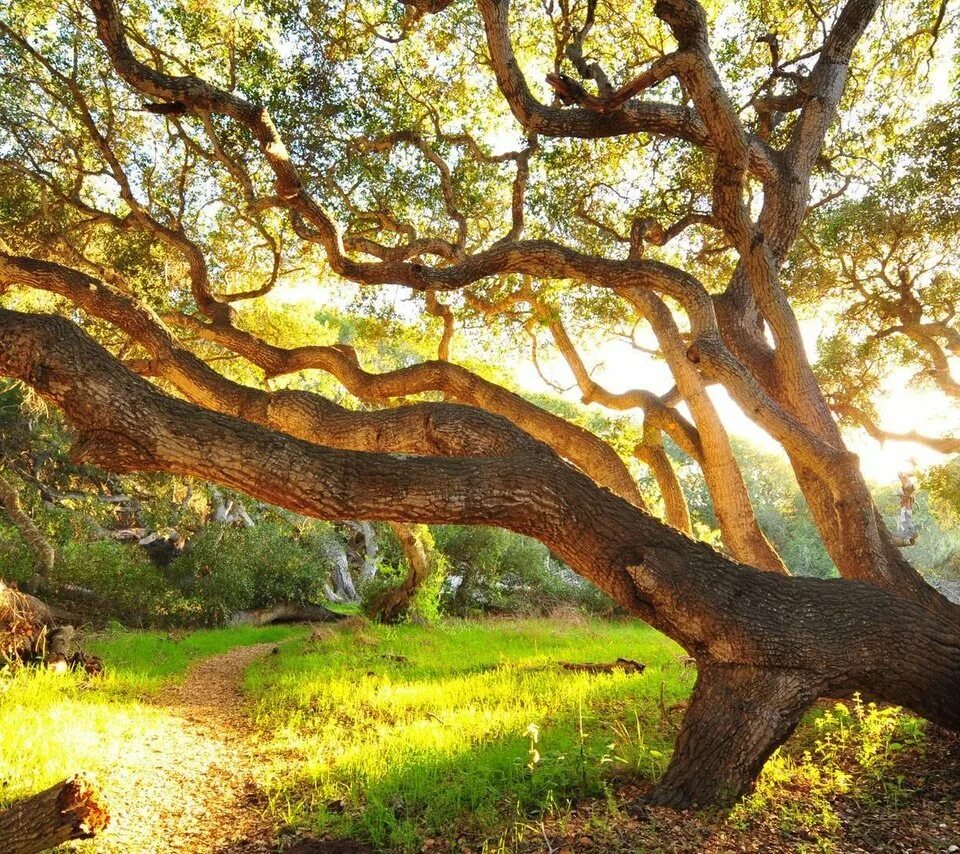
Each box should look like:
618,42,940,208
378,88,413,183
367,523,434,623
621,289,787,574
0,774,109,854
0,472,54,591
345,521,379,583
323,533,358,602
651,664,816,807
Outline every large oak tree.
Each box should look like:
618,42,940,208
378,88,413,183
0,0,958,808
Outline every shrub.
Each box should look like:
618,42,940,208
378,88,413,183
170,520,333,624
434,525,614,615
730,696,927,844
57,540,175,624
0,523,36,585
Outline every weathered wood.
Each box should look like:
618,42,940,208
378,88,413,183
0,774,109,854
45,625,76,672
0,582,90,670
230,602,347,626
0,580,55,663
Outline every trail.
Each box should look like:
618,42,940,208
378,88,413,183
85,643,278,853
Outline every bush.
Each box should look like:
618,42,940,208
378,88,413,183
170,520,333,625
0,523,35,585
434,525,613,616
730,696,926,843
57,540,175,625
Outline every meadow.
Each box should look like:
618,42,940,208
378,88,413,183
0,617,944,852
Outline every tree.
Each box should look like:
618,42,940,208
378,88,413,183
788,99,960,457
0,0,958,809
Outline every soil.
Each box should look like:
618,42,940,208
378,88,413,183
83,643,279,853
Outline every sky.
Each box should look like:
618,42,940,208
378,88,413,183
512,318,956,486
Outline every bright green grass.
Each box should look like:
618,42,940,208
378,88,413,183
88,623,305,696
245,617,690,851
0,624,303,809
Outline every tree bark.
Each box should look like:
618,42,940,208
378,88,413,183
622,289,787,573
366,523,435,623
345,521,379,583
0,774,109,854
652,664,817,807
634,429,691,534
0,472,54,590
322,534,358,603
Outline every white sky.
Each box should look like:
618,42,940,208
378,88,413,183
511,317,957,485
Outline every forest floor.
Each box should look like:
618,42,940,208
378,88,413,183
1,619,959,853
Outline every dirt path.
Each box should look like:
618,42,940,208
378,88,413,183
85,643,279,853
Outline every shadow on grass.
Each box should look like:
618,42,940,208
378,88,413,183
247,618,694,851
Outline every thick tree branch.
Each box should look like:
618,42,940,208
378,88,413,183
473,0,781,184
0,255,540,461
1,253,648,509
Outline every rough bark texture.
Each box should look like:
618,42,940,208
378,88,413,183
367,523,434,623
0,472,54,590
0,579,57,662
0,774,110,854
1,310,958,806
322,534,359,603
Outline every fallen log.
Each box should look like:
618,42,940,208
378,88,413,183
559,657,646,674
0,773,109,854
0,582,98,672
0,580,54,663
230,602,348,626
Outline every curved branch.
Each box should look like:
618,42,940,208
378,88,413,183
474,0,780,184
1,253,648,509
0,254,539,460
834,403,960,455
168,311,650,509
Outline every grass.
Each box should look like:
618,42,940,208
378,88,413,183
729,696,928,849
0,617,932,852
0,623,303,808
87,623,305,696
245,616,690,851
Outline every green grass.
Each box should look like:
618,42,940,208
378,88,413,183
729,696,927,849
245,617,690,851
0,618,929,852
88,623,305,696
0,624,303,808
